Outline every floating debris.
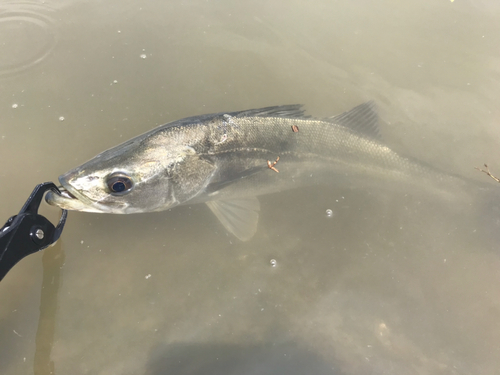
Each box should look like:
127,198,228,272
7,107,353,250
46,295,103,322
475,164,500,183
267,156,280,173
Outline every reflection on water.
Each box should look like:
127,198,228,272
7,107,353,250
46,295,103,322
1,0,500,374
34,244,64,375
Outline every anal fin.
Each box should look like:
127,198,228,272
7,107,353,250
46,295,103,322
206,197,260,241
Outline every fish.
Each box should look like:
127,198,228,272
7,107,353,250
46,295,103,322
45,102,484,241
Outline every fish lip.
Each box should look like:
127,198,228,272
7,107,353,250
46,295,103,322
44,186,88,211
57,174,95,206
44,173,107,212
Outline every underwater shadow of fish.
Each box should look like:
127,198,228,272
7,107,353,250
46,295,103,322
145,341,338,375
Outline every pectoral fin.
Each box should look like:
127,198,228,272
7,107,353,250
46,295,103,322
206,197,260,241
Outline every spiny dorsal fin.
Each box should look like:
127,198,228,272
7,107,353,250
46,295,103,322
160,105,309,132
328,101,379,139
229,104,310,119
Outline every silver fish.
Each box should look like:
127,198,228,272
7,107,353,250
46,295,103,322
45,102,478,240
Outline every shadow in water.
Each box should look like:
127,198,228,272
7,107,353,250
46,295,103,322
145,342,338,375
33,243,64,375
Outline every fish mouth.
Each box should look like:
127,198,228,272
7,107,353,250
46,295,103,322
59,186,77,199
45,175,105,213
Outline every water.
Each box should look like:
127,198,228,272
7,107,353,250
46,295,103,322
1,1,500,374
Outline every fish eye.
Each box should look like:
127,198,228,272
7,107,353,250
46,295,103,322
106,173,134,195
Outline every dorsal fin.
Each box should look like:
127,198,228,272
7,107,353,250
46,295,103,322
158,105,309,131
229,104,310,119
328,101,380,139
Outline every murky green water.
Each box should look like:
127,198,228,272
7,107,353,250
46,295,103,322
1,1,500,374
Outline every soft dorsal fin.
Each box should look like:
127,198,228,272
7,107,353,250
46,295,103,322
329,101,379,139
229,104,310,119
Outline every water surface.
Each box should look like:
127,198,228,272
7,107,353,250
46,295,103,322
1,1,500,374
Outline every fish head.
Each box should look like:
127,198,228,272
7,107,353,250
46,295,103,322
46,127,216,213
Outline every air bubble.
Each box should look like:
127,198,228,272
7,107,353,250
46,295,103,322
325,209,333,218
270,259,277,267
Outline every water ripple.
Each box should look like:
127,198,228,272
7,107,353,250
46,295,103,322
0,2,57,78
